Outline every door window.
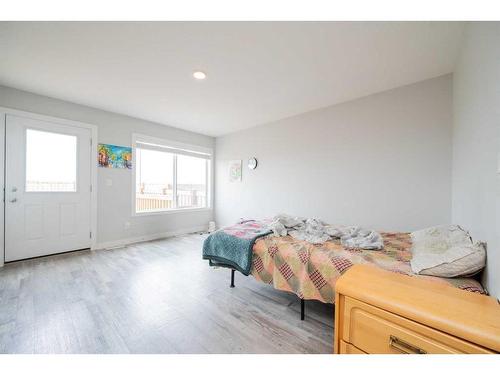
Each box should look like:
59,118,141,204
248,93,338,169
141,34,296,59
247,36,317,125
25,129,77,192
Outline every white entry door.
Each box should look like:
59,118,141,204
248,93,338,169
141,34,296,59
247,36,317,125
5,114,92,261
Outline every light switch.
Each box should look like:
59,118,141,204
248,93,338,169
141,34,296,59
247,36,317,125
105,178,113,187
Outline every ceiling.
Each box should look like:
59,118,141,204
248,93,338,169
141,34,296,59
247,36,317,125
0,22,464,137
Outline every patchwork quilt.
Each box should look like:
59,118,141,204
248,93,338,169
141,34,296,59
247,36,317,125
251,231,486,303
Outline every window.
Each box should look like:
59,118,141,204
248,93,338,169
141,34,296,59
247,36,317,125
176,154,207,209
26,129,77,192
136,148,175,211
134,135,211,214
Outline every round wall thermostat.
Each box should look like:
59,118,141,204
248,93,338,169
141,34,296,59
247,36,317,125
248,157,258,170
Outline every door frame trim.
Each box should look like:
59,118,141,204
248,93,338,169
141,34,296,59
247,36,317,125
0,107,99,266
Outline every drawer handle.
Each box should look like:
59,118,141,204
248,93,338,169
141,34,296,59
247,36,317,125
389,335,427,354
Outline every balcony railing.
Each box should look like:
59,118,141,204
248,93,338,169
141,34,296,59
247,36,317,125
24,182,207,211
26,181,76,192
136,185,207,212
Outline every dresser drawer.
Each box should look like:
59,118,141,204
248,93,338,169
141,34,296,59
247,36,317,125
342,297,492,354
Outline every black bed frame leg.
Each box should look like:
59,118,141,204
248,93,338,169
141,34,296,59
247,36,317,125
230,269,235,288
301,299,305,320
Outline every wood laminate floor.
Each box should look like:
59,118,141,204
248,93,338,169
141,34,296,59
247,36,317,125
0,233,334,354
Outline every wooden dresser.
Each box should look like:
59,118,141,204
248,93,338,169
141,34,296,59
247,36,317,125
334,265,500,354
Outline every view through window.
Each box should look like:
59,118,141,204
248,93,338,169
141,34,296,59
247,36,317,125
26,129,77,192
176,154,207,208
135,141,210,213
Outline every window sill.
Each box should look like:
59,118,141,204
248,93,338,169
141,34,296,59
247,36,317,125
132,207,213,217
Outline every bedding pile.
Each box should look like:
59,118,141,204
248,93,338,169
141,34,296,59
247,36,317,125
268,214,384,250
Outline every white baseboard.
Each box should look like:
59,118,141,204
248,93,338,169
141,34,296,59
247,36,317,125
93,225,207,250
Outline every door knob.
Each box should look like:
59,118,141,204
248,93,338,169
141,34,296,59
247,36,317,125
10,198,17,203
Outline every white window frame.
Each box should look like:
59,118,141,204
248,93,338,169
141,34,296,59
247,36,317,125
131,133,213,216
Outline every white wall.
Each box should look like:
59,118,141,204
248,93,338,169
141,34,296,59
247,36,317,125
452,23,500,298
215,75,453,232
0,86,215,248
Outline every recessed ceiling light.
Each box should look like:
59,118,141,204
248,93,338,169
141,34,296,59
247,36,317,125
193,71,207,80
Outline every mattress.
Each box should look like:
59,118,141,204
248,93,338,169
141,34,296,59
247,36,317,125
251,232,485,304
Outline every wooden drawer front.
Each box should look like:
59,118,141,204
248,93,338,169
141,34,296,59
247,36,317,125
342,297,492,354
339,340,366,354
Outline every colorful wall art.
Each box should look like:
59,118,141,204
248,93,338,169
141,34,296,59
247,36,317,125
98,143,132,169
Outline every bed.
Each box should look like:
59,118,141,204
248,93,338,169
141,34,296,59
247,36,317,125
203,220,486,318
251,231,485,304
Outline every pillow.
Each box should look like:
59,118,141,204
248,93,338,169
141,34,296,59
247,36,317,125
410,224,472,248
410,225,486,278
